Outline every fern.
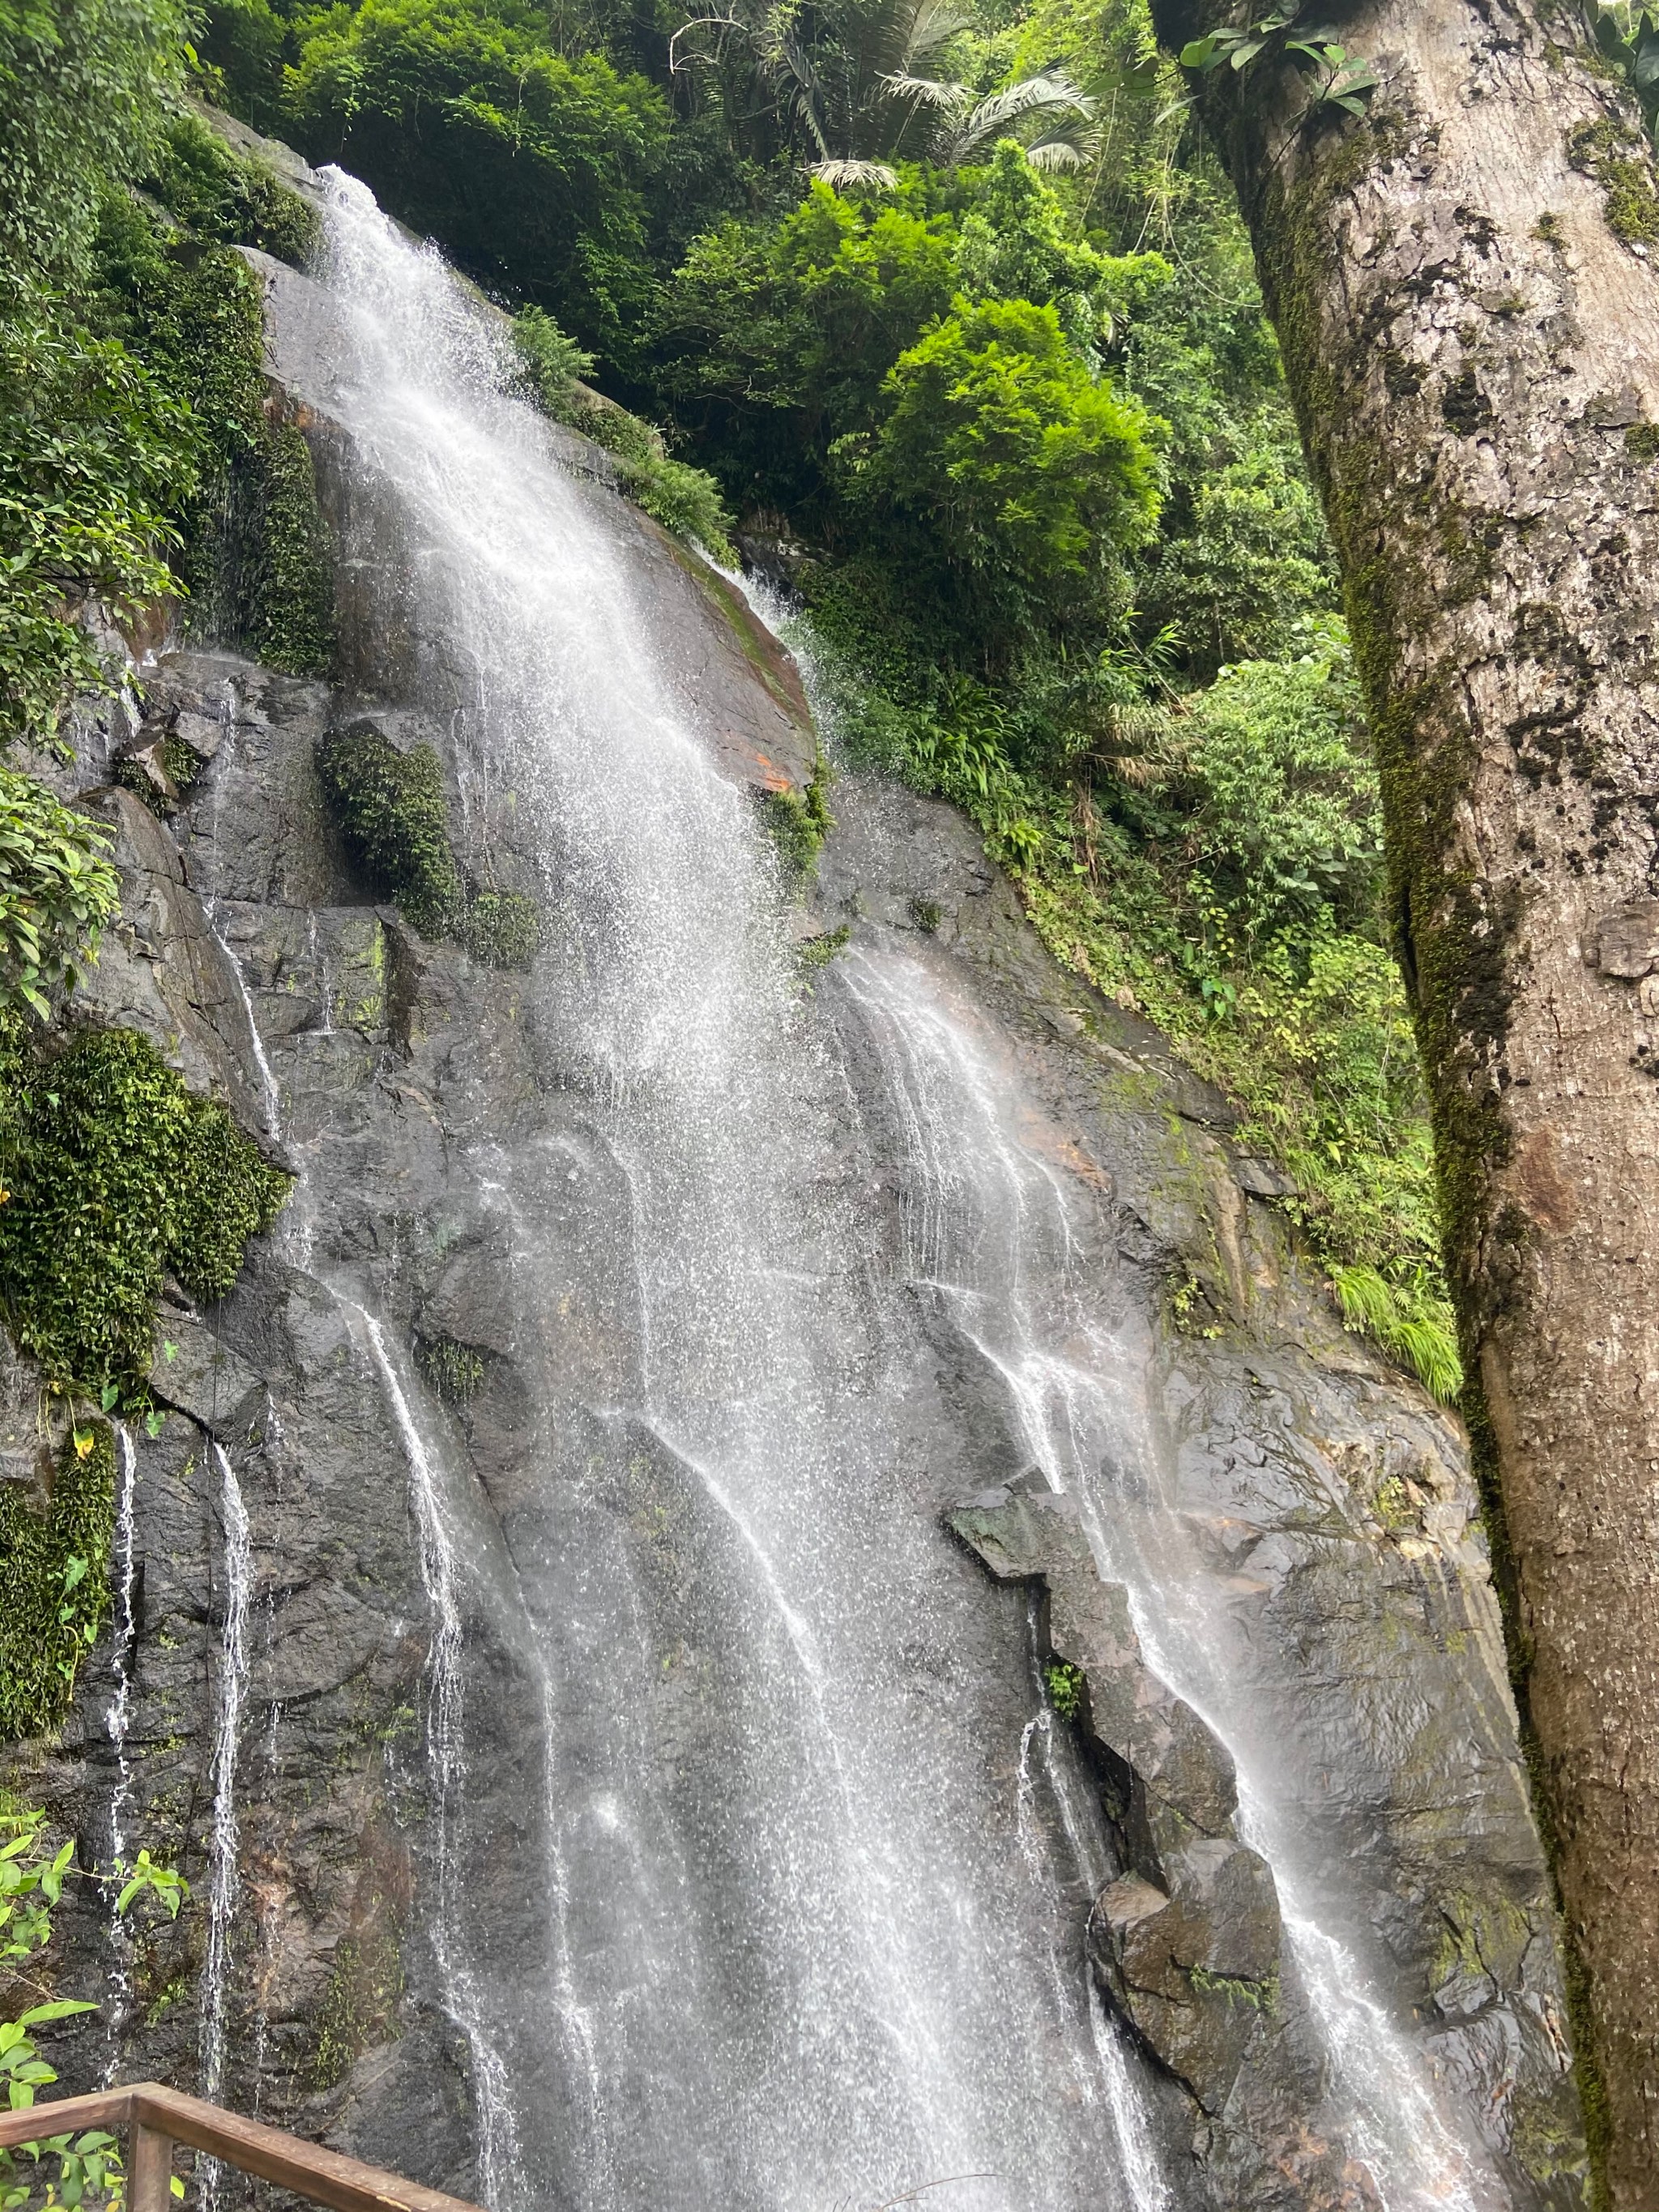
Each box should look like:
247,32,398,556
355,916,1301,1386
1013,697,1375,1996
1330,1262,1462,1406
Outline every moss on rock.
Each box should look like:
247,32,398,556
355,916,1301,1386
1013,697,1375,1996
459,888,541,971
317,725,463,937
0,1016,290,1394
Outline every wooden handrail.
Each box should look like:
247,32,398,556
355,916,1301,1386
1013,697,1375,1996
0,2085,485,2212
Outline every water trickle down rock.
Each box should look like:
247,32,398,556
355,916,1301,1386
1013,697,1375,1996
950,1475,1282,2120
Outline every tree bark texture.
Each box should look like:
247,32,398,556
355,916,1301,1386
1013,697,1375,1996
1145,2,1659,2198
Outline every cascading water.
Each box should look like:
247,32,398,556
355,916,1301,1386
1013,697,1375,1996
835,941,1507,2210
257,158,1552,2212
199,1441,253,2205
311,169,1166,2212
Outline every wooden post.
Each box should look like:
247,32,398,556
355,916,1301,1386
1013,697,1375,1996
127,2119,173,2212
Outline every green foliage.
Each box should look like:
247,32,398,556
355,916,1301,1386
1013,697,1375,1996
146,111,319,268
0,776,121,1023
797,922,851,979
1588,5,1659,145
837,293,1160,655
316,724,463,936
84,191,335,674
1043,1656,1085,1718
761,759,836,882
0,0,187,283
418,1335,485,1406
0,298,198,747
288,0,667,357
1138,445,1334,672
0,1015,291,1394
514,319,738,561
1159,648,1381,954
237,420,335,677
511,306,597,416
459,887,541,970
0,1807,187,2208
0,1428,113,1744
1332,1264,1462,1406
1179,4,1377,119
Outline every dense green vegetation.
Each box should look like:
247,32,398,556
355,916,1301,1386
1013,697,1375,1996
0,0,1469,1394
0,1014,291,1394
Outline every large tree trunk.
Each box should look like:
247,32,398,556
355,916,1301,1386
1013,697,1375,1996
1145,2,1659,2198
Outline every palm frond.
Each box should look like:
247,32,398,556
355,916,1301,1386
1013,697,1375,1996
810,156,900,190
946,69,1095,162
902,0,969,70
876,70,970,108
1026,131,1098,172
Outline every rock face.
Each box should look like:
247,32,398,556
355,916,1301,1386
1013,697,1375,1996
2,130,1589,2212
950,1479,1281,2121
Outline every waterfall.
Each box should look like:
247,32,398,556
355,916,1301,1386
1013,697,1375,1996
837,942,1505,2210
309,169,1165,2212
199,1440,253,2193
100,1424,140,2086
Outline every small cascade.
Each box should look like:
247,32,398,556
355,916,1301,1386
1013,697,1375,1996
838,941,1503,2210
199,1441,253,2201
353,1306,525,2208
100,1424,140,2086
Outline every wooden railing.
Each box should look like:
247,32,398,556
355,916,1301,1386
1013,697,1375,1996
0,2085,484,2212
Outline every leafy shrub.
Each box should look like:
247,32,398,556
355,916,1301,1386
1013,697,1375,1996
1043,1657,1085,1719
837,295,1162,657
511,305,595,415
0,0,186,282
1161,646,1382,953
460,888,540,970
0,299,198,746
146,110,319,268
0,774,121,1021
317,724,462,936
0,1424,114,1742
0,1017,291,1391
288,0,667,357
1140,444,1337,675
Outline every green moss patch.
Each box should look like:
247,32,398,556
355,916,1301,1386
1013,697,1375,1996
0,1016,290,1394
318,725,544,964
417,1336,486,1407
458,888,541,970
317,725,463,937
1567,118,1659,248
761,760,834,883
0,1423,115,1743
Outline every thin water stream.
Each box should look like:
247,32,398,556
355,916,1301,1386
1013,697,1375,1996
199,1441,253,2210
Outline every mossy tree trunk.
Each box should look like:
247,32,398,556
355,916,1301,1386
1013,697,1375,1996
1146,2,1659,2197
